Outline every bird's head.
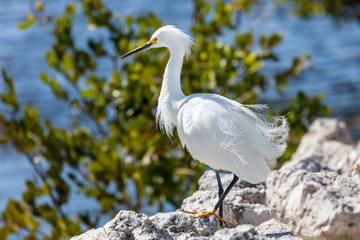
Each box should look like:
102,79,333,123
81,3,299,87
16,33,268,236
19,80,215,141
121,25,194,59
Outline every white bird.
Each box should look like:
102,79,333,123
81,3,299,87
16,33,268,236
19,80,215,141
121,25,289,226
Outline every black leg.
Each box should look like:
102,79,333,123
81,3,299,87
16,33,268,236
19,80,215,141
215,170,224,227
182,174,239,227
214,174,239,212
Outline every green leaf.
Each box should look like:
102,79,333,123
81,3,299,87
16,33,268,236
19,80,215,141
39,72,49,83
18,13,36,29
35,1,43,12
63,53,73,72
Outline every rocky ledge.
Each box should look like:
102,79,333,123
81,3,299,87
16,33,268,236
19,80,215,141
71,118,360,240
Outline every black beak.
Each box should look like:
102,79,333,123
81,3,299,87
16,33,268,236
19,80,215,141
120,42,152,59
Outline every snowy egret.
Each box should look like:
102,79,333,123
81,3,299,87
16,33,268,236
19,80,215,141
121,25,289,226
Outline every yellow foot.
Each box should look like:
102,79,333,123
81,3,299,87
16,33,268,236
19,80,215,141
182,207,225,225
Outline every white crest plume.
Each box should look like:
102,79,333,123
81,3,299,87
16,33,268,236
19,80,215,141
151,25,195,58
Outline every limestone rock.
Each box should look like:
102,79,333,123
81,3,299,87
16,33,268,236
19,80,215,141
71,210,221,240
212,224,269,240
105,211,171,240
293,140,360,177
266,158,360,240
294,118,352,150
71,210,272,240
291,118,352,160
184,224,269,240
291,118,359,177
150,210,219,239
315,141,358,175
352,157,360,177
70,228,108,240
256,219,303,240
71,171,272,240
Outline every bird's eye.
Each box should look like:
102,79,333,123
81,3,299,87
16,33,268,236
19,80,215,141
150,38,158,44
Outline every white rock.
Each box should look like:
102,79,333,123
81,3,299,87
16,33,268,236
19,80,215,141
292,118,352,160
150,210,219,238
70,228,108,240
72,210,221,240
256,219,303,240
212,224,269,240
352,158,360,177
266,158,360,240
72,169,275,240
106,211,172,240
292,118,359,177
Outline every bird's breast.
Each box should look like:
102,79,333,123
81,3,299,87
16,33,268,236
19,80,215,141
156,98,183,136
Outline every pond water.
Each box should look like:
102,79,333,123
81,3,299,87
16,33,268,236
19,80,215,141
0,0,359,233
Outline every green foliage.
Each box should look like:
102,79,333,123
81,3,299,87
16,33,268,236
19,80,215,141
278,0,360,21
18,13,36,29
0,0,330,239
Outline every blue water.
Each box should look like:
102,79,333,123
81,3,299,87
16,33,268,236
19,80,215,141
0,0,359,235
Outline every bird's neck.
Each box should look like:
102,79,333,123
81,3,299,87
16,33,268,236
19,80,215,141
159,49,185,103
156,48,186,136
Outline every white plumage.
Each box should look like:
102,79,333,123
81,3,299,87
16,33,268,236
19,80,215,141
176,94,287,183
122,25,288,184
150,25,288,184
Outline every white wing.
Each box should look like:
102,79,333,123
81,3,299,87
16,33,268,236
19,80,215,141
176,93,288,184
